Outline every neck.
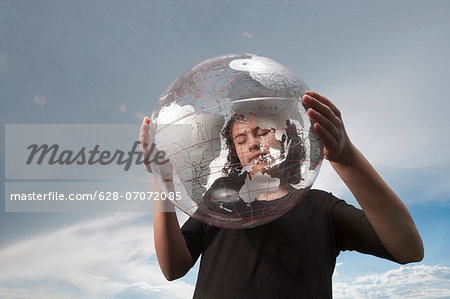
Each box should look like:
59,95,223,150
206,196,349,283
257,185,292,201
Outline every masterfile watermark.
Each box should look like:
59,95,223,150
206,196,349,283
9,191,181,201
26,141,168,171
5,124,192,212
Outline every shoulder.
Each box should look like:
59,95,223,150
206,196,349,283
302,189,343,210
182,211,221,236
181,214,207,233
267,189,339,226
307,189,340,201
202,173,247,205
284,189,357,223
210,172,247,188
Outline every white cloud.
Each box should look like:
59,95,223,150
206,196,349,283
326,71,450,171
0,214,194,299
313,161,351,200
333,262,344,277
310,38,450,203
0,212,449,299
333,264,450,298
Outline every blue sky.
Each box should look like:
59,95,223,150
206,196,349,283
1,0,449,298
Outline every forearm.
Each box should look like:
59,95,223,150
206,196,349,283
153,177,193,280
140,118,193,279
331,144,424,264
301,90,423,263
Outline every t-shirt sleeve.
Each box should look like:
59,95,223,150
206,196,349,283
326,191,398,262
180,216,207,262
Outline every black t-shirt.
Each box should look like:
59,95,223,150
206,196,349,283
181,189,397,299
197,171,307,227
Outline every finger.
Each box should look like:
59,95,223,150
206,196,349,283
313,122,337,150
140,117,151,133
139,128,149,142
139,129,149,150
306,108,340,141
140,123,149,137
140,117,151,151
138,117,155,173
302,94,341,128
304,90,341,118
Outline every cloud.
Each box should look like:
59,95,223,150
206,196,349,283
0,214,194,298
333,264,450,298
333,262,344,277
310,34,450,203
311,17,450,203
0,210,448,299
323,17,450,172
313,161,351,199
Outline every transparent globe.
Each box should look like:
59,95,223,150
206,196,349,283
150,53,323,228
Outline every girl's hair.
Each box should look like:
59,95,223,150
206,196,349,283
222,114,246,176
221,113,305,185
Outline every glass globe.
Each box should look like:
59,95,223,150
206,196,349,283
149,53,323,228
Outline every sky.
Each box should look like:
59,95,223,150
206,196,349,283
1,0,450,298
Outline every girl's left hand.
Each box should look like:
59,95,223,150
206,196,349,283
302,90,354,165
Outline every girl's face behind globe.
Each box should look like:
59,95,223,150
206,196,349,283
231,114,284,176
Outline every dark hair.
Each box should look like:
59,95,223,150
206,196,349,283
222,114,246,176
221,113,305,185
280,119,305,185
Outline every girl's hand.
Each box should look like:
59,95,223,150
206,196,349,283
302,90,355,165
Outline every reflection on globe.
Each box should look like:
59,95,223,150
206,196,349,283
149,53,323,228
